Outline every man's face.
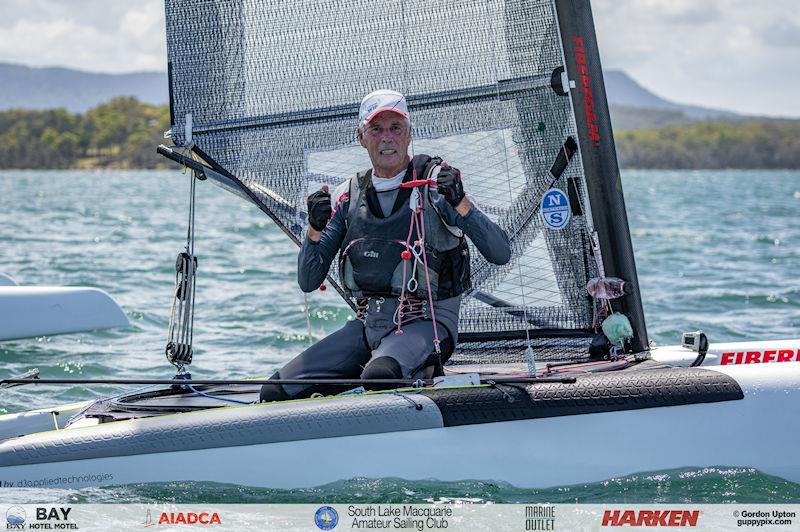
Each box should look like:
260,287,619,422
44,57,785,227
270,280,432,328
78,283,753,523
358,112,411,176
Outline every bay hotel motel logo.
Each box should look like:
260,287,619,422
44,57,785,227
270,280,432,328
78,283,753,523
5,506,77,530
5,507,25,529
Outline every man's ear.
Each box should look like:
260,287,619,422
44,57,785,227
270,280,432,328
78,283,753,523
357,127,365,147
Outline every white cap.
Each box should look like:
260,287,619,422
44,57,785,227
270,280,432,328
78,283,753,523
358,89,409,129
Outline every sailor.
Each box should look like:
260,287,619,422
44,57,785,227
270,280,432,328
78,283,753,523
260,89,511,402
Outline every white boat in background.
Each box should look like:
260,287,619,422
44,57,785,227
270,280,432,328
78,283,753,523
0,274,129,342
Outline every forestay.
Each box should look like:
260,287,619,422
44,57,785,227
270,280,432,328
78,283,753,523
163,0,647,363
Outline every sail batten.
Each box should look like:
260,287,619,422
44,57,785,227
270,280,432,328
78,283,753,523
186,74,555,136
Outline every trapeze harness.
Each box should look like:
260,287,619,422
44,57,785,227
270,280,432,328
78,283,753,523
338,154,471,353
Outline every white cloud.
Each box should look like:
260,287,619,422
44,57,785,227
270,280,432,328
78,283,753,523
0,0,796,117
634,0,722,25
0,0,165,72
594,0,800,117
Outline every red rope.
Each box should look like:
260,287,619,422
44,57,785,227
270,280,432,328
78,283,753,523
395,169,441,353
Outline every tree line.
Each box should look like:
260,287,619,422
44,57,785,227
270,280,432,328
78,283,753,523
0,97,170,169
0,97,798,170
615,119,800,169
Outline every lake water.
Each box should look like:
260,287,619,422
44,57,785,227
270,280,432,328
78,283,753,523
1,169,799,503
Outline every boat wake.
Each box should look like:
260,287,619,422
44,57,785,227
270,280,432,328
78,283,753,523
0,468,797,505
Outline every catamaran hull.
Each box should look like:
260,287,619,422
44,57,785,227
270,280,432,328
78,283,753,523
1,363,798,490
0,286,129,341
0,402,89,442
652,339,800,367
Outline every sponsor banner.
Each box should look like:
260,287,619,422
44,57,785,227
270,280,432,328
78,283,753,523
719,349,800,365
0,504,797,531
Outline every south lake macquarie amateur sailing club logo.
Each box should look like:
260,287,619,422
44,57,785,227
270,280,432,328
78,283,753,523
315,506,339,530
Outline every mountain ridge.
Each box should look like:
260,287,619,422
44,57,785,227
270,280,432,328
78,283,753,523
603,70,736,119
0,63,167,113
1,62,745,122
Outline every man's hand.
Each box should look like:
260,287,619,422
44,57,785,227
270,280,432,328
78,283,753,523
307,186,332,234
436,163,466,208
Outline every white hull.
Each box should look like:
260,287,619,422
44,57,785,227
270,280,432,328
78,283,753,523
1,363,798,490
0,402,90,442
0,286,129,341
651,339,800,367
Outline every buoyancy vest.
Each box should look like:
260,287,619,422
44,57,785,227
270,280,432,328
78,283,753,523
338,154,471,300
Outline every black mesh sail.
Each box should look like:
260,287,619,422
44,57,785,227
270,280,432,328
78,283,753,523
164,0,646,363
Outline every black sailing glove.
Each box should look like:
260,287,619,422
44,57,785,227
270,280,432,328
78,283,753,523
436,164,466,208
307,187,332,231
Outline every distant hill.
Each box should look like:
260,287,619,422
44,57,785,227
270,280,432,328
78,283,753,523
604,70,741,130
1,62,740,121
603,70,736,120
0,63,167,113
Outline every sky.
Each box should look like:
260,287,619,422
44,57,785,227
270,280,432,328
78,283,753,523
0,0,797,118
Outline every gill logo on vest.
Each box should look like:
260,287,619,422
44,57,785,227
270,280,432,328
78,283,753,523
363,250,379,258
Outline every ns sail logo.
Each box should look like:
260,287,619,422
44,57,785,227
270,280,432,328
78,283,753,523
540,189,571,230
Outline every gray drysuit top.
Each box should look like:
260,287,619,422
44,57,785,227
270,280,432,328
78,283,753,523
298,181,511,349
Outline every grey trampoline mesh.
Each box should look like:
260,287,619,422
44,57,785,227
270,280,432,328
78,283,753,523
165,0,599,362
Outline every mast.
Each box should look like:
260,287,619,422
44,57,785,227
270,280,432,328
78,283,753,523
553,0,649,352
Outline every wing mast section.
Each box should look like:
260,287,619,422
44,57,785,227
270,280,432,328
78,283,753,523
554,0,649,352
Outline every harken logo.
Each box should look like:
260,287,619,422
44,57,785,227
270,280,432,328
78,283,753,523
314,506,339,530
5,506,26,527
602,509,700,527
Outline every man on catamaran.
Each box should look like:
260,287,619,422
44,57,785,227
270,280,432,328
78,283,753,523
260,90,511,402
